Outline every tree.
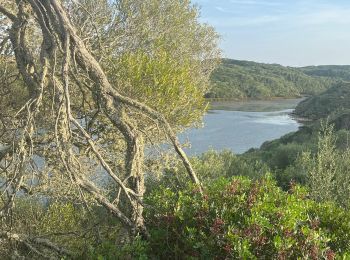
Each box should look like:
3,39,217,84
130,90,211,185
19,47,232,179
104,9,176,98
0,0,219,257
300,123,350,207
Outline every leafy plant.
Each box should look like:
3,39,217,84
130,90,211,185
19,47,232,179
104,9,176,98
145,175,348,259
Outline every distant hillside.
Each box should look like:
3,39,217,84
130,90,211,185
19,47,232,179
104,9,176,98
294,82,350,122
208,59,337,99
299,65,350,81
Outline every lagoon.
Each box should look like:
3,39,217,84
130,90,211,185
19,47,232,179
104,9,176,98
179,98,303,155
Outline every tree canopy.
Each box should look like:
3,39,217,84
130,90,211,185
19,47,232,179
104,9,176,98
0,0,219,257
208,59,337,99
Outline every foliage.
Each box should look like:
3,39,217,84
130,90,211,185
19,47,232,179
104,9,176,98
294,82,350,120
0,57,28,127
0,1,219,257
301,123,338,203
2,1,350,258
111,50,207,128
146,150,270,193
208,59,336,99
77,0,220,130
300,65,350,81
241,126,317,189
38,202,88,253
0,199,137,258
311,203,350,255
3,142,350,258
188,150,269,181
145,175,348,259
87,236,149,260
298,123,350,207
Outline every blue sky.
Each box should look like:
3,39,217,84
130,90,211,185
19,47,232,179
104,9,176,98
193,0,350,66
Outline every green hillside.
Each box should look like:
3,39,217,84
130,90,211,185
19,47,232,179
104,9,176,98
300,65,350,81
294,82,350,120
208,59,336,99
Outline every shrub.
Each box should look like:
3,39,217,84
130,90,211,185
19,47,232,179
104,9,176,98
145,175,348,259
298,123,350,207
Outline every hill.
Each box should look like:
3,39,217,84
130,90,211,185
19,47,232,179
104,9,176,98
208,59,337,99
294,82,350,121
299,65,350,81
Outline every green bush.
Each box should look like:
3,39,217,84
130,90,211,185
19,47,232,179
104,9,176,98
295,123,350,207
145,175,348,259
310,203,350,255
86,236,149,260
190,150,269,180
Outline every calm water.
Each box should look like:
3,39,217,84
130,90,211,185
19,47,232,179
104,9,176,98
179,99,303,155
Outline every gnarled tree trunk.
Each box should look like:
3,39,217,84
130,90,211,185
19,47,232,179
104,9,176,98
0,0,202,246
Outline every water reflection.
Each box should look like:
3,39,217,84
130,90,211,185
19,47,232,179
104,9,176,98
179,109,301,155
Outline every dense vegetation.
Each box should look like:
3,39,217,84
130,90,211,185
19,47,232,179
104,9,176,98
4,81,350,258
0,0,219,258
294,82,350,120
208,59,336,99
5,132,350,258
146,175,350,259
300,65,350,81
2,0,350,259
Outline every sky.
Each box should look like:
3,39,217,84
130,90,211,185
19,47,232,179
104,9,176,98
193,0,350,66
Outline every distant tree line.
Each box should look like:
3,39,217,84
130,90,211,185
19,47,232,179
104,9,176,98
207,59,348,99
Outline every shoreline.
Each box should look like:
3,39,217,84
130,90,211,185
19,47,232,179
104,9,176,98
208,97,307,112
290,112,314,123
206,95,307,102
